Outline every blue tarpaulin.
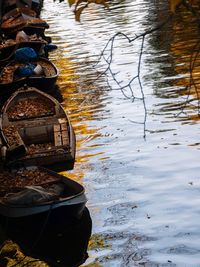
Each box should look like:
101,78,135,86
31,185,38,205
15,64,36,77
15,47,38,63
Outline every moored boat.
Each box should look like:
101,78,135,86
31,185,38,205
2,1,43,16
0,166,86,218
0,87,76,171
2,7,37,22
0,35,47,66
0,57,58,97
1,9,49,35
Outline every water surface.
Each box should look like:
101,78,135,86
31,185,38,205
41,1,200,266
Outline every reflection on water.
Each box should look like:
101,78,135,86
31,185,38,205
40,0,200,266
148,4,200,123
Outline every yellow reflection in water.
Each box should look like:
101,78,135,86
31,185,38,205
80,233,111,267
169,4,200,121
51,56,105,181
81,263,102,267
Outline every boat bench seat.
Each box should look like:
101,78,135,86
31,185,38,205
54,124,69,147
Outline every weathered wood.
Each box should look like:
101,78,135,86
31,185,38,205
53,124,61,132
61,123,68,131
54,124,69,147
62,130,69,146
54,131,62,147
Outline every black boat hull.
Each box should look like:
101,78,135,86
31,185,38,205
0,58,58,99
0,194,86,218
0,167,86,218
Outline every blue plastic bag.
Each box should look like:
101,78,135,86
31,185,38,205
15,64,36,77
15,47,38,63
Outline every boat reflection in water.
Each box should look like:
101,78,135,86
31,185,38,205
0,206,92,267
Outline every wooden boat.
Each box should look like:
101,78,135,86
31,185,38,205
20,25,46,37
2,7,37,22
1,9,49,35
3,1,43,16
19,0,44,15
17,39,47,53
0,57,58,97
0,36,47,66
0,166,86,218
0,87,76,171
2,25,47,40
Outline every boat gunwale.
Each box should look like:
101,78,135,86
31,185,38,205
0,194,87,209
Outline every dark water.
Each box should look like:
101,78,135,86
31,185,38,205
41,1,200,266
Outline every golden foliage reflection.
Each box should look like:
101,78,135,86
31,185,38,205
164,3,200,122
53,56,105,181
169,0,197,12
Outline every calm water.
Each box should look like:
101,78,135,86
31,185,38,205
41,1,200,266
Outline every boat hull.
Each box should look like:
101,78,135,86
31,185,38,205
0,194,87,218
1,10,49,36
0,58,58,99
0,166,86,218
0,44,16,67
27,74,58,91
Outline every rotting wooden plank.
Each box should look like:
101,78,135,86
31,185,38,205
54,125,62,146
54,131,62,146
61,123,67,131
61,130,69,146
54,124,61,132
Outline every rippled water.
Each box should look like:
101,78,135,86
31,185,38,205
41,1,200,266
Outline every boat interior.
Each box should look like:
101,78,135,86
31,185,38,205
2,91,70,157
0,58,57,84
